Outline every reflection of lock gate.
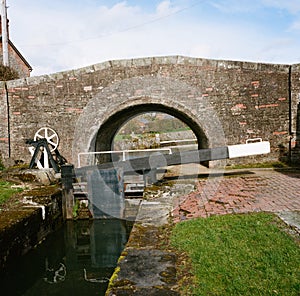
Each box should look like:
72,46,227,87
44,262,66,284
61,139,270,220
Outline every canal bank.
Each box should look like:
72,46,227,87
0,218,133,295
0,166,189,295
106,178,196,296
1,165,299,295
106,166,300,295
0,167,134,295
0,183,63,271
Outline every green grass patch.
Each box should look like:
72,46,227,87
226,161,288,170
0,180,23,205
171,213,300,295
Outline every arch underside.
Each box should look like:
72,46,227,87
94,103,207,153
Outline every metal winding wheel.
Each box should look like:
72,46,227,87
29,127,60,169
34,127,59,152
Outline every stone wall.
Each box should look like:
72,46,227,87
0,81,9,161
0,56,295,166
0,189,62,271
290,64,300,163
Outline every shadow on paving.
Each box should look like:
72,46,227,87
160,170,255,182
274,167,300,179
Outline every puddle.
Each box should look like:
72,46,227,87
0,219,132,295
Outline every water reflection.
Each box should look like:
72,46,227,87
0,219,131,295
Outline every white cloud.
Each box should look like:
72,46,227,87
210,0,261,13
260,1,300,34
211,0,300,14
155,0,181,17
9,1,148,74
6,0,300,76
262,0,300,13
290,21,300,31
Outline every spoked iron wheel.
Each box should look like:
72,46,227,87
34,127,59,152
32,127,59,169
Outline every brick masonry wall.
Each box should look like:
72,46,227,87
0,56,294,166
0,81,9,160
290,64,300,163
0,43,31,78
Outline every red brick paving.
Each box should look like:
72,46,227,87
172,169,300,222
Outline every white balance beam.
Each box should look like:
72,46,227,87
228,141,270,159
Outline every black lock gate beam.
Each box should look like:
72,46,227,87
76,141,270,175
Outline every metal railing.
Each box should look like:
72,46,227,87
77,148,172,168
160,138,197,145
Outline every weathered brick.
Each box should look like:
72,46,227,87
0,55,294,165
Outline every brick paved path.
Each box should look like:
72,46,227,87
173,169,300,222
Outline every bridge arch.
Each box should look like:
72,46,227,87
72,76,226,166
95,103,205,152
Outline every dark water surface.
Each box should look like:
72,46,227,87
0,219,131,295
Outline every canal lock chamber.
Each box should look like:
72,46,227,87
0,166,136,295
0,219,133,295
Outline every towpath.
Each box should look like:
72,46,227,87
173,167,300,232
106,166,300,295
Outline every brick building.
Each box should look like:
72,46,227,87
0,17,32,78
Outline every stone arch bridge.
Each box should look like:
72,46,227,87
1,55,300,167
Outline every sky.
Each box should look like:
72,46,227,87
6,0,300,76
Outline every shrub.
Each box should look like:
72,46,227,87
0,64,19,80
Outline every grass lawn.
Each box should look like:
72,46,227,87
171,212,300,295
226,161,288,170
0,180,23,206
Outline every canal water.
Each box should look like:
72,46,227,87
0,219,132,295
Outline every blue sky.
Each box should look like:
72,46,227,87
7,0,300,76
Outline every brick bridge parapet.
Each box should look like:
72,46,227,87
0,55,299,166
